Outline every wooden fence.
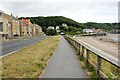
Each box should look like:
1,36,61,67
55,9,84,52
65,36,120,79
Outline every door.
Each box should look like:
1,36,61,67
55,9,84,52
7,22,12,38
0,22,3,32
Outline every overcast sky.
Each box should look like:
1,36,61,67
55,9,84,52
0,0,119,23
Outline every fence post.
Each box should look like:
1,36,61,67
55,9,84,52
80,45,82,54
77,41,78,49
82,46,84,57
76,41,78,49
78,44,80,55
74,40,75,46
86,49,90,64
75,41,77,48
77,41,79,50
97,55,102,78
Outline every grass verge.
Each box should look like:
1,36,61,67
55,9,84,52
1,36,60,78
90,52,120,79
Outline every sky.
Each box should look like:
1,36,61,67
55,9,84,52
0,0,119,23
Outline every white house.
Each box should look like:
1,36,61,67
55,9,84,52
47,26,54,30
56,26,59,30
62,23,67,27
60,32,64,35
56,26,60,33
83,29,93,33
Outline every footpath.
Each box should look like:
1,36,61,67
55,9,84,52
41,36,88,78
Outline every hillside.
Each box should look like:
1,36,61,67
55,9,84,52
19,16,119,34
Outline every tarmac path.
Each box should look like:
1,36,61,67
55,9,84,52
41,36,88,78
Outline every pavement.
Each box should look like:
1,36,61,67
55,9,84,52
41,36,88,78
0,34,47,56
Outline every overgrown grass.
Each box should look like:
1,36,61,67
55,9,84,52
90,52,97,65
88,52,120,79
79,54,98,79
2,36,60,78
101,59,120,79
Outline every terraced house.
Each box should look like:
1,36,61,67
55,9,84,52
0,10,13,40
20,19,30,36
11,15,20,37
34,24,42,35
20,19,42,36
0,11,43,40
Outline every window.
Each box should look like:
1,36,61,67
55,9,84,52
0,22,3,31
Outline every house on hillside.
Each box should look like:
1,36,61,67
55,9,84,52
56,26,60,33
60,32,65,35
83,29,93,34
110,29,120,34
62,23,67,27
92,28,103,33
56,26,59,30
47,26,54,30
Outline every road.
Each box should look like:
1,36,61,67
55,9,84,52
0,34,47,56
41,36,88,78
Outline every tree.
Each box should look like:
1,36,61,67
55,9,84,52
46,29,57,36
19,16,119,34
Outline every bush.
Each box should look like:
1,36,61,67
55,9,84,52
46,29,57,36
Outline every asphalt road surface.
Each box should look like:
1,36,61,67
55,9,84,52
0,34,47,56
41,36,88,78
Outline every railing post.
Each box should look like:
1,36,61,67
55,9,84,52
82,46,84,57
80,45,82,54
86,49,90,64
97,55,102,78
76,41,78,49
78,43,80,55
77,41,79,50
76,41,77,49
74,40,75,46
75,41,77,48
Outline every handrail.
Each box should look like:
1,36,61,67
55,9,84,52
77,38,120,68
65,35,120,78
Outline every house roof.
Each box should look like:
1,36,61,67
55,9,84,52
22,19,29,25
21,19,30,26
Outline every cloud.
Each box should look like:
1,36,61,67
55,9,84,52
0,0,119,23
